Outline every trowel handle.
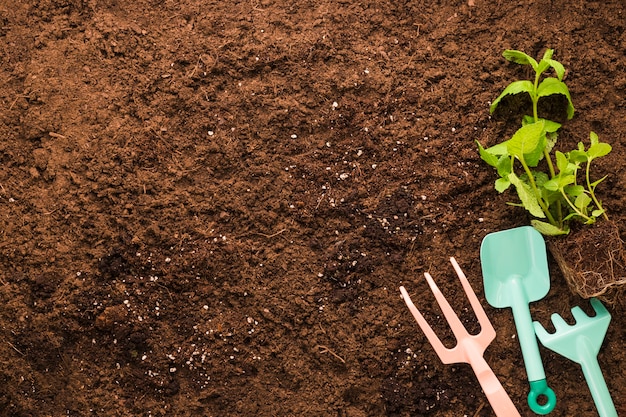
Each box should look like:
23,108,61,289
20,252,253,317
579,340,617,417
511,292,546,381
509,291,556,414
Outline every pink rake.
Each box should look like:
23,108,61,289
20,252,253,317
399,257,520,417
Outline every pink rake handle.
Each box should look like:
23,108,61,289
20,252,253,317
400,257,520,417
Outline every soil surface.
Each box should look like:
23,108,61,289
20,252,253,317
1,1,625,416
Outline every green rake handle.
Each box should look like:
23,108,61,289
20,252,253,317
578,338,617,417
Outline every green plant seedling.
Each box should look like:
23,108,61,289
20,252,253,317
477,49,612,236
490,49,575,122
544,132,611,223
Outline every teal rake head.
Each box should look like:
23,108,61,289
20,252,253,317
533,298,610,363
533,298,617,417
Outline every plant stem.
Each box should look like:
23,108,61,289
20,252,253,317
542,149,556,177
532,72,541,122
519,156,558,226
586,160,609,221
543,147,563,227
532,72,563,227
532,91,557,179
560,188,594,224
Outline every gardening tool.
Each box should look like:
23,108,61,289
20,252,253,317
480,226,557,415
533,298,617,417
399,257,521,417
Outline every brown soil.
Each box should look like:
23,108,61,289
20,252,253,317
1,1,625,416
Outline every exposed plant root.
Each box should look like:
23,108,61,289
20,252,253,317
315,345,346,364
548,220,626,304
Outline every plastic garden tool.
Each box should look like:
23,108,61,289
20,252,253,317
480,226,556,415
533,298,617,417
400,257,521,417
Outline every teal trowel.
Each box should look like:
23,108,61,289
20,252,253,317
480,226,557,415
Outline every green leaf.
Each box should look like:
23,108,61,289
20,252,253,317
531,220,569,236
536,78,575,119
542,49,554,61
575,193,592,211
521,115,561,134
541,118,562,133
503,50,538,70
590,131,599,145
530,137,548,167
495,177,511,193
558,174,576,187
485,142,509,156
542,186,562,205
545,175,576,192
490,80,534,114
537,77,568,97
496,155,513,177
564,184,585,197
556,151,580,176
592,209,605,218
532,171,550,187
544,58,566,81
588,143,612,159
563,212,584,222
545,131,557,156
556,151,569,173
569,149,588,163
536,59,551,77
509,172,545,218
521,115,562,132
590,175,607,188
477,141,499,167
522,118,559,159
543,179,559,191
506,121,546,166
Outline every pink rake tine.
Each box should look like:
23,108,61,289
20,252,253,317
400,257,520,417
399,275,465,363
